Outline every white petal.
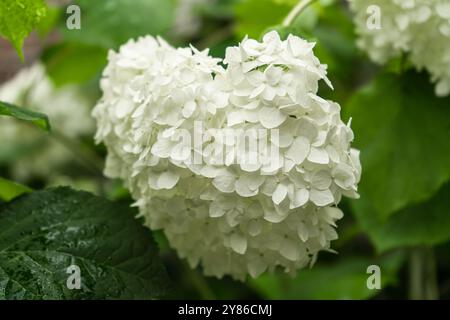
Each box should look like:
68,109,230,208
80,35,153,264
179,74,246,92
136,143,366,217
260,177,277,196
271,130,293,148
280,238,299,261
248,219,263,236
309,188,334,206
182,100,196,118
297,223,309,242
290,188,309,208
272,184,288,205
151,139,172,158
230,233,247,254
170,143,191,161
250,84,265,99
259,107,287,129
324,207,344,220
311,170,332,190
209,201,226,218
235,178,258,197
264,66,283,86
200,165,219,178
228,111,245,126
115,98,134,119
212,174,236,193
285,136,310,164
283,158,296,172
263,204,288,223
156,171,180,189
308,147,329,164
248,256,267,278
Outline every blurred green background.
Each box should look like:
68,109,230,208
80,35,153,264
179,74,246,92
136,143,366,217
0,0,449,300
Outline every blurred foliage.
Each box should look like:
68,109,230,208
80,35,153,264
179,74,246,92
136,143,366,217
234,0,292,39
249,252,405,299
36,5,60,38
346,71,450,253
61,0,175,50
353,183,450,252
42,43,107,87
346,72,450,222
43,0,175,87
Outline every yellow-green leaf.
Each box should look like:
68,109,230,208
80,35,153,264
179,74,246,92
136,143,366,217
0,177,32,202
0,0,48,61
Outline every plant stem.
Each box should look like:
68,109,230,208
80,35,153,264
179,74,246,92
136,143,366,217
409,246,439,300
50,129,104,177
409,247,423,300
282,0,318,27
425,248,439,300
184,263,216,299
197,25,233,51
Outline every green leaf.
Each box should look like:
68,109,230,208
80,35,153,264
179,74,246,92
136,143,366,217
353,183,450,252
61,0,175,50
249,252,405,299
0,0,48,61
42,43,107,86
0,100,51,131
36,6,61,38
0,187,172,299
346,71,450,219
0,177,31,202
234,0,292,39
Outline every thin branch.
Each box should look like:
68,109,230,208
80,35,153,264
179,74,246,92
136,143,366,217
282,0,318,27
50,129,104,177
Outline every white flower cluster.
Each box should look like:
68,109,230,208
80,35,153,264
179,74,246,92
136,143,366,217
349,0,450,96
93,32,361,280
0,63,94,180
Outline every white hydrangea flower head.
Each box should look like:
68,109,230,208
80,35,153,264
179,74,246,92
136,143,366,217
93,32,361,280
349,0,450,96
0,63,94,180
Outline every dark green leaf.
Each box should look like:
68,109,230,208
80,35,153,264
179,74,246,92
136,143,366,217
0,187,172,299
346,71,450,219
0,177,32,202
0,101,50,131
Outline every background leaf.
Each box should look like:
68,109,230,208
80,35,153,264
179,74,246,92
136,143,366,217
0,187,172,299
353,183,450,252
62,0,176,50
0,101,51,131
234,0,292,39
42,43,107,87
249,252,405,299
0,177,32,202
346,71,450,220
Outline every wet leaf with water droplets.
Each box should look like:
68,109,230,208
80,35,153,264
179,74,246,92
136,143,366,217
0,187,172,299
